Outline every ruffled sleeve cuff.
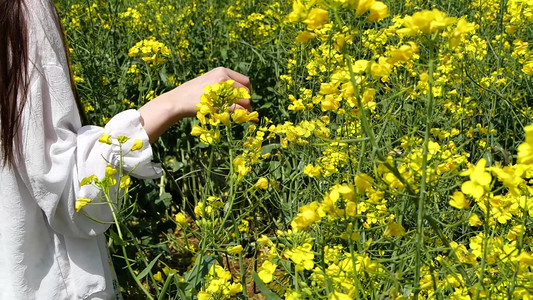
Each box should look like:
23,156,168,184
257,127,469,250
103,110,162,179
65,110,161,236
77,109,162,181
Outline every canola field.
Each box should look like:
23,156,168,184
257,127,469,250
55,0,533,298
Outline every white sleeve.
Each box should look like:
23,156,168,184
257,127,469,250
18,62,162,239
17,0,162,239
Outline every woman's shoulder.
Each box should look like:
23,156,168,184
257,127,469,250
24,0,62,40
23,0,55,11
24,0,69,67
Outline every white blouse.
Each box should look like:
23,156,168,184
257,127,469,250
0,0,162,299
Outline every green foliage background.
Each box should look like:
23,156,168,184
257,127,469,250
54,0,533,299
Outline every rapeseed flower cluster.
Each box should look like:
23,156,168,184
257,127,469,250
62,0,533,298
128,37,171,66
246,0,533,297
198,264,243,299
191,80,256,146
226,1,283,45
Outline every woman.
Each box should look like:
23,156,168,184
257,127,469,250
0,0,252,298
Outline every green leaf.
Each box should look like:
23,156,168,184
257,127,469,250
164,156,185,172
157,273,174,300
220,46,228,60
155,192,172,207
252,271,281,300
109,229,126,247
136,253,162,281
261,143,280,155
184,255,219,291
174,279,190,300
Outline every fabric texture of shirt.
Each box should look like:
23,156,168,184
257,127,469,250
0,0,162,298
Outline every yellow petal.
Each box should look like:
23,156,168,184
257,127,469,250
75,197,92,212
461,181,484,199
98,133,112,145
130,139,144,151
449,191,470,209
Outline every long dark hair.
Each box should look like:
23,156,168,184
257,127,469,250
0,0,86,168
0,0,28,168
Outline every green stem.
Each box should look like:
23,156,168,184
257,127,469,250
414,57,435,299
108,198,154,299
233,217,248,299
475,198,492,299
108,145,154,299
216,125,237,235
348,225,362,300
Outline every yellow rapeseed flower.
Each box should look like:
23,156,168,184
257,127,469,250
197,291,210,300
194,202,212,217
517,252,533,267
368,1,389,22
227,245,243,254
233,155,251,178
304,164,322,178
295,31,316,43
200,130,221,145
232,109,258,123
291,201,320,231
128,37,171,65
284,243,315,271
238,219,249,233
175,212,188,226
117,136,129,144
461,158,491,199
388,42,419,64
257,260,277,283
330,291,352,300
119,175,131,189
370,56,393,79
354,173,374,194
80,175,97,186
75,197,92,212
303,8,329,30
523,61,533,75
191,125,206,136
105,164,117,178
153,271,164,283
98,133,112,145
285,291,303,300
518,125,533,164
286,0,307,23
469,214,483,227
130,139,143,151
383,222,406,237
253,177,269,189
356,0,375,16
449,191,470,209
399,9,456,35
450,18,476,48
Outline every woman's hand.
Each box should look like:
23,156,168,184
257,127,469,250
138,67,252,143
169,67,252,118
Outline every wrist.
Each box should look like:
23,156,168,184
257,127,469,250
161,87,195,122
157,91,185,122
138,92,181,143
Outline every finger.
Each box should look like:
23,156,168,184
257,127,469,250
229,104,259,123
235,98,252,112
210,67,252,93
231,81,252,97
231,80,250,89
228,103,245,112
224,69,251,90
